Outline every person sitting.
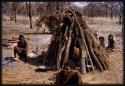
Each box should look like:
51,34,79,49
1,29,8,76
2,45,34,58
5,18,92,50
99,36,105,48
13,34,28,63
55,60,82,85
107,34,115,50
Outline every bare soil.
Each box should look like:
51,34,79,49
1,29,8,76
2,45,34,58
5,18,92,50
2,16,123,84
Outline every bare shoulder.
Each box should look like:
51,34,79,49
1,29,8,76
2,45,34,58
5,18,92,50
24,40,28,44
75,70,83,84
56,71,61,78
75,70,81,76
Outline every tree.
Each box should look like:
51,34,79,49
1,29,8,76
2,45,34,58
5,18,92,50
35,2,44,15
83,2,106,17
28,2,32,29
110,3,114,20
26,2,32,29
12,2,17,23
118,2,123,24
56,2,59,11
103,3,109,18
105,2,119,20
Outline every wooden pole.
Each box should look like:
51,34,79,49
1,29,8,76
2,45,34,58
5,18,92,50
70,8,95,73
62,28,72,68
79,39,87,74
56,26,68,70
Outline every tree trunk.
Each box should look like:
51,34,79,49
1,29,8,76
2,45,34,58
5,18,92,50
119,6,122,24
26,2,32,29
90,7,94,17
28,2,32,29
119,15,121,24
9,2,12,17
106,5,108,18
111,7,113,20
12,2,17,23
47,2,52,11
79,39,87,74
25,2,29,15
56,2,59,11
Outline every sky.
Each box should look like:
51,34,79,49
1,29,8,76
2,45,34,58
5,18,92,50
72,2,88,8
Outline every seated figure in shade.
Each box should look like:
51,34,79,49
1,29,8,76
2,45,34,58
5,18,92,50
13,34,28,63
99,36,105,48
107,34,115,50
55,60,82,85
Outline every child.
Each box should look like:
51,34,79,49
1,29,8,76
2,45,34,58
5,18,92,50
99,36,105,48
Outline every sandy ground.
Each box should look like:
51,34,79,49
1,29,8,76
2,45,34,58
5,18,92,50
2,16,123,84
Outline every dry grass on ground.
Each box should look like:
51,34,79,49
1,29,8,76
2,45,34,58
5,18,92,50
2,16,123,84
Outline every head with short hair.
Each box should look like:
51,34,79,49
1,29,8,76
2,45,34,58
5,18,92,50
18,34,25,41
64,60,74,69
99,36,105,42
94,33,98,39
63,60,74,76
108,34,113,40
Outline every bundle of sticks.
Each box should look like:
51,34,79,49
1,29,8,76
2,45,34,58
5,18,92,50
43,8,109,74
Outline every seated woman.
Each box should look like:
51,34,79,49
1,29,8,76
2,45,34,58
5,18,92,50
55,60,82,85
13,34,28,63
107,34,115,50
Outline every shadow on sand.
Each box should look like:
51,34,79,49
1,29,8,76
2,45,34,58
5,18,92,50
19,51,55,72
20,52,47,66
